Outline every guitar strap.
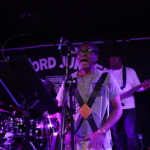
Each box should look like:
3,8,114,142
120,66,126,106
74,73,108,133
120,66,126,90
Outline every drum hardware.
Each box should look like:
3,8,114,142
0,126,5,134
0,108,59,149
0,114,59,150
50,132,59,150
3,132,15,146
0,110,10,114
34,112,59,150
43,111,54,150
0,106,58,149
9,105,23,113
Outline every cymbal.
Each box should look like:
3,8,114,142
42,114,57,119
0,109,11,113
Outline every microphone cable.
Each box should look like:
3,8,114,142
1,33,30,63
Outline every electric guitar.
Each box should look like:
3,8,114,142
120,79,150,100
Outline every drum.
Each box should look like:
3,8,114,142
35,132,59,150
1,117,17,134
49,132,59,150
1,117,39,138
41,113,59,131
2,136,39,150
35,122,53,140
2,117,37,137
35,114,58,140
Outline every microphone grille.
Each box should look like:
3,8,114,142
71,47,78,54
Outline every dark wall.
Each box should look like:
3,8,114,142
1,0,150,46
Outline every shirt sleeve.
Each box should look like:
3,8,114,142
56,72,77,104
107,73,122,101
56,81,65,104
131,68,141,87
130,68,145,92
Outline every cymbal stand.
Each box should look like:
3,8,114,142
20,93,40,150
44,111,52,150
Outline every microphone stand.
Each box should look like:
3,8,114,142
24,107,31,150
58,45,77,150
68,77,77,150
59,86,68,150
18,94,30,150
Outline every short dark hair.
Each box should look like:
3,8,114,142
109,52,122,60
78,41,99,55
43,80,54,90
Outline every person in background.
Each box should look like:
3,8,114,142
42,80,58,120
43,80,57,99
56,42,123,150
109,53,150,150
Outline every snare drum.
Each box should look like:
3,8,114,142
41,113,59,131
35,123,53,140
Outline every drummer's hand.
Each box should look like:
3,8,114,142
84,130,105,150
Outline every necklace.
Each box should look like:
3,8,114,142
81,72,95,97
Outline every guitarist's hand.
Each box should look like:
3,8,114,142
141,79,150,89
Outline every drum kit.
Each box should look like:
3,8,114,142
0,101,59,150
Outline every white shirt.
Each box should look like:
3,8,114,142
109,66,143,109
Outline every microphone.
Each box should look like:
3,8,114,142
58,37,63,50
58,37,78,54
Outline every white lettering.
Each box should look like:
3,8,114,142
30,57,56,72
59,56,66,68
59,56,80,70
32,61,40,72
30,56,107,72
48,57,56,69
39,58,48,70
46,76,65,93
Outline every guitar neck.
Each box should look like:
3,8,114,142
120,84,142,100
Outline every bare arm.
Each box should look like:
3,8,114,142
101,95,122,131
85,95,122,149
56,101,63,132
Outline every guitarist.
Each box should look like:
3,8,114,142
109,53,150,150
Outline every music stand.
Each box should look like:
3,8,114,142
0,55,58,150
